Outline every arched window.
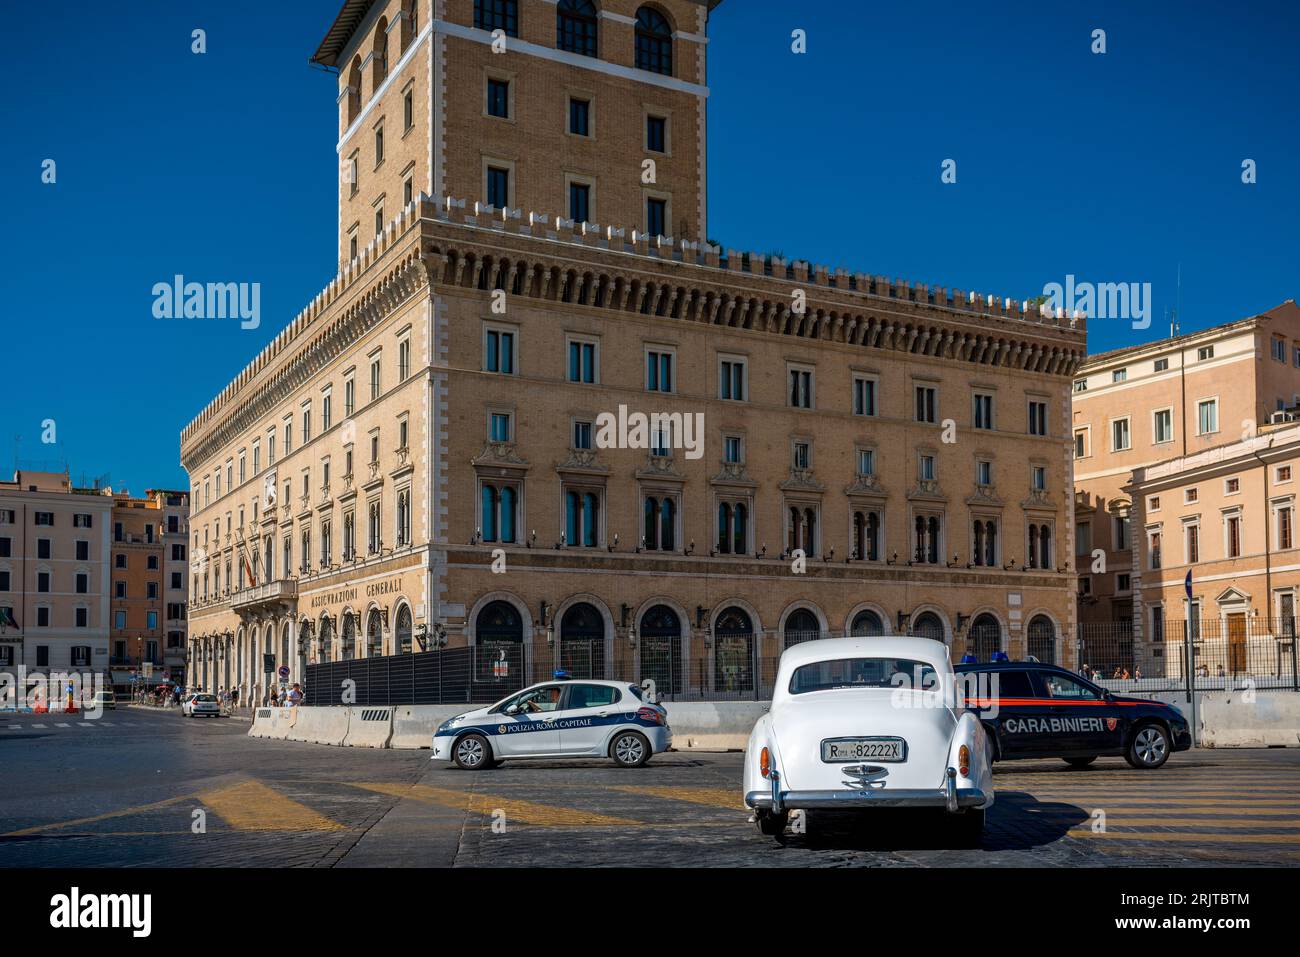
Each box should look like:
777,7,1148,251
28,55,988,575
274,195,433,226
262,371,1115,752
1027,614,1056,664
1039,525,1052,569
639,604,681,696
372,18,389,88
714,607,754,693
342,613,356,660
644,497,658,550
366,609,383,657
983,520,997,567
560,602,605,678
787,506,800,553
852,609,885,636
482,486,498,542
783,608,820,648
803,508,817,555
582,492,599,547
395,604,412,654
401,0,418,52
912,611,944,642
732,502,747,554
634,6,672,75
557,0,598,57
475,0,519,37
968,613,1001,661
347,56,362,123
660,497,675,551
972,521,985,566
716,502,732,554
927,516,940,564
1027,523,1039,568
318,616,333,663
475,600,523,682
396,489,411,546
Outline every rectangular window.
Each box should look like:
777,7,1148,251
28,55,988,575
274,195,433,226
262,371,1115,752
919,454,936,482
792,442,811,470
973,393,994,430
1032,465,1047,491
1149,529,1162,569
1112,418,1131,451
486,328,516,374
1198,345,1214,361
375,125,385,165
720,357,747,401
475,0,519,36
76,607,87,628
646,115,666,153
487,78,510,118
1226,514,1242,558
976,460,992,486
489,413,512,442
724,435,743,464
1185,487,1198,504
487,166,509,208
1113,368,1128,383
646,349,674,393
1153,408,1173,444
568,340,597,383
1114,515,1130,551
399,338,411,381
853,377,877,416
1278,465,1293,483
1154,357,1169,372
569,181,590,223
1197,399,1218,435
915,385,937,423
1028,400,1048,436
322,393,332,431
789,368,813,409
35,512,54,526
37,607,50,627
857,448,875,476
1226,477,1240,494
573,421,592,450
37,539,51,560
1185,523,1200,564
1073,379,1088,393
73,513,92,528
646,197,667,237
370,357,381,400
569,98,590,136
1074,430,1087,459
1280,506,1294,550
404,89,413,130
1273,337,1287,361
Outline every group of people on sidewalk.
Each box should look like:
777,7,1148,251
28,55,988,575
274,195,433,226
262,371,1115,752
193,683,304,714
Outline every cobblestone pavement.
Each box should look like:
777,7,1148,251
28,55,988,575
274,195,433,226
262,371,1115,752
3,709,1297,867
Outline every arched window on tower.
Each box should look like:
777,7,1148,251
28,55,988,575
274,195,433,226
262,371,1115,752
557,0,598,57
634,6,673,76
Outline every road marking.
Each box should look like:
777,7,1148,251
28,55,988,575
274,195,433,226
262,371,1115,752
352,782,642,828
197,780,344,832
2,795,195,836
6,724,20,730
30,723,46,729
611,785,745,810
54,723,70,728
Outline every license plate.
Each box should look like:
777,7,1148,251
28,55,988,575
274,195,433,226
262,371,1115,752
821,737,906,762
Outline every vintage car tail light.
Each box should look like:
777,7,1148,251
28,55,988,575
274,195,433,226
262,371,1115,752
760,747,771,778
958,745,970,777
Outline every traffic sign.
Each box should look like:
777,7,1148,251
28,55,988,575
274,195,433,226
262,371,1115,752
278,665,290,679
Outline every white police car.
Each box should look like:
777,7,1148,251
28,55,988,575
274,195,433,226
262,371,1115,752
432,677,671,769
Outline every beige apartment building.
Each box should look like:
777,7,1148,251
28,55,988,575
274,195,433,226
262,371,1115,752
1124,420,1300,682
0,471,113,680
1072,300,1300,670
181,0,1084,703
107,489,191,691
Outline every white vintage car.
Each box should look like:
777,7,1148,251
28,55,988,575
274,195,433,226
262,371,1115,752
743,636,993,841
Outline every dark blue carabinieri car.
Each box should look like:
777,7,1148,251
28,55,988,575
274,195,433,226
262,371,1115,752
955,661,1192,769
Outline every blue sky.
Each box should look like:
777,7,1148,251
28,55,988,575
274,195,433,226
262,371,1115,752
4,0,1298,493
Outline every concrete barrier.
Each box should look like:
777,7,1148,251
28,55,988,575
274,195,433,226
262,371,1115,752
342,707,394,748
284,706,351,745
660,701,769,751
390,705,474,749
247,706,297,740
1199,691,1300,747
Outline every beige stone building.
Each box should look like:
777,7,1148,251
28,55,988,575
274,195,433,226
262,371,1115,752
181,0,1084,703
1071,300,1300,672
1124,420,1300,683
0,471,113,680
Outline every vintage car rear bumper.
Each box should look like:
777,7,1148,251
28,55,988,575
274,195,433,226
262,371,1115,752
745,787,988,811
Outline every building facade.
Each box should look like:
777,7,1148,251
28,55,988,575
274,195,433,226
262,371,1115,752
1071,300,1300,669
0,471,112,681
181,0,1084,703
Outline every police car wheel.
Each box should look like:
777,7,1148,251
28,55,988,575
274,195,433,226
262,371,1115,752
1065,755,1098,768
611,731,650,768
453,733,493,770
1126,723,1170,769
756,810,788,837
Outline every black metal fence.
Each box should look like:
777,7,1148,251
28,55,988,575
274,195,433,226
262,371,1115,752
1075,618,1300,694
304,645,529,707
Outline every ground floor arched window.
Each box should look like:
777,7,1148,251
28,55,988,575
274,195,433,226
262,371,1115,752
366,609,383,658
968,613,1001,661
639,604,682,697
1027,614,1056,664
714,607,754,693
475,600,523,683
912,611,944,642
851,609,885,636
395,604,413,654
560,602,605,678
783,608,820,648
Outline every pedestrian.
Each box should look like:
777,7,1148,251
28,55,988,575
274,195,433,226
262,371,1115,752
268,687,278,707
287,683,303,707
231,686,240,709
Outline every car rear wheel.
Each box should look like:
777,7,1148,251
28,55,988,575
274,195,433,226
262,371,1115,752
755,810,788,837
1126,723,1170,769
1065,756,1098,768
453,734,493,770
611,731,650,768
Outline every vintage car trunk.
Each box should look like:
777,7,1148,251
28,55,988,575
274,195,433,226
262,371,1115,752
771,689,959,792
